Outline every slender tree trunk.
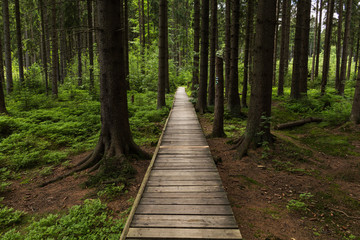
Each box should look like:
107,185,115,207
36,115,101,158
278,0,290,96
311,0,320,82
0,34,8,114
24,28,30,69
142,0,146,47
51,0,59,96
355,36,360,78
208,0,217,106
157,0,167,109
14,0,25,84
212,56,225,137
338,0,352,95
77,0,83,86
39,0,49,94
147,0,150,46
320,0,335,95
87,0,95,93
237,0,276,158
242,0,254,106
351,54,360,123
225,0,231,98
3,0,13,94
164,5,169,93
227,0,241,115
272,0,280,86
291,0,311,99
196,0,209,114
191,0,200,91
335,0,343,91
315,0,323,77
347,38,353,80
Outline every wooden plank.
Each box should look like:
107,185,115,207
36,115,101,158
148,175,221,181
142,192,227,198
147,180,221,186
152,168,217,171
140,197,228,205
145,186,224,193
150,170,219,177
154,163,215,167
135,205,233,215
126,228,242,239
131,215,238,229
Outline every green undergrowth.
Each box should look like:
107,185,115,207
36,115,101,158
0,199,126,239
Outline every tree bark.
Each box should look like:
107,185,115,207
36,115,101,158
196,0,209,114
88,0,95,93
14,0,25,84
77,0,83,86
0,33,8,114
225,0,231,99
351,55,360,123
311,0,320,82
278,0,290,96
272,0,280,86
227,0,241,115
347,38,353,81
191,0,200,91
212,56,225,137
315,0,323,78
320,0,335,95
274,117,323,130
338,0,352,95
237,0,276,158
291,0,311,99
2,0,13,94
335,0,343,92
157,0,167,109
208,0,217,106
355,36,360,78
242,0,254,107
39,0,49,95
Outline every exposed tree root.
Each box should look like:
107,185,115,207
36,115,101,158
231,133,276,158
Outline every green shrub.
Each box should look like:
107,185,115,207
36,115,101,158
0,205,24,230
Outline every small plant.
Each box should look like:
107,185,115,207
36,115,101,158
287,192,313,212
0,202,25,230
97,183,126,199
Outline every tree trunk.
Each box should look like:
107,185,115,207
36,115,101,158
335,0,343,92
338,0,352,95
315,0,323,77
14,0,25,84
0,34,8,114
291,0,311,99
212,56,225,137
191,0,200,91
272,0,280,86
196,0,209,114
39,0,49,95
88,0,95,93
278,0,290,96
157,0,167,109
225,0,231,98
147,0,151,46
320,0,335,95
311,0,320,82
237,0,276,158
227,0,241,115
208,0,217,106
347,39,353,80
242,0,254,107
351,56,360,123
3,0,13,94
164,4,170,94
77,0,83,86
355,36,360,78
51,0,59,96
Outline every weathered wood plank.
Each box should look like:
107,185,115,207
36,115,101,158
135,205,233,215
154,163,215,167
145,186,224,193
140,197,228,205
126,228,242,239
148,175,221,181
150,170,219,177
131,215,238,229
142,192,227,198
147,180,221,186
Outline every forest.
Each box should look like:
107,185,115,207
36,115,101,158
0,0,360,239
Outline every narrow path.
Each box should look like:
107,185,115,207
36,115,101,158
121,87,242,240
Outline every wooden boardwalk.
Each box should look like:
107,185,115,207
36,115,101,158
121,87,242,240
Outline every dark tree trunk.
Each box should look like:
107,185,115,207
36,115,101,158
77,0,83,86
237,0,276,158
208,0,217,106
157,0,167,109
3,0,13,94
164,4,170,93
351,57,360,123
14,0,25,84
87,0,95,93
278,0,290,96
212,56,225,137
291,0,311,99
39,0,49,95
315,0,323,77
225,0,231,98
196,0,209,114
355,36,360,78
347,38,353,80
51,0,59,96
191,0,200,91
335,0,343,91
338,0,352,95
320,0,335,95
311,0,320,82
0,34,8,114
242,0,254,106
272,0,280,86
227,0,241,115
147,0,150,46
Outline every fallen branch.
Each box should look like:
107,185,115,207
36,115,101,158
274,117,323,130
329,207,360,220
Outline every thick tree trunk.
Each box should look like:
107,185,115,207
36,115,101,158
320,0,335,95
191,0,200,91
208,0,217,106
355,37,360,78
225,0,231,99
157,0,167,109
88,0,95,93
311,0,320,82
51,0,59,96
278,0,290,96
272,0,280,86
351,59,360,123
0,34,8,114
338,0,352,95
3,0,13,94
39,0,49,95
237,0,276,158
242,0,254,107
315,0,323,78
291,0,311,99
196,0,209,114
14,0,25,84
335,0,343,92
212,56,225,137
227,0,241,115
